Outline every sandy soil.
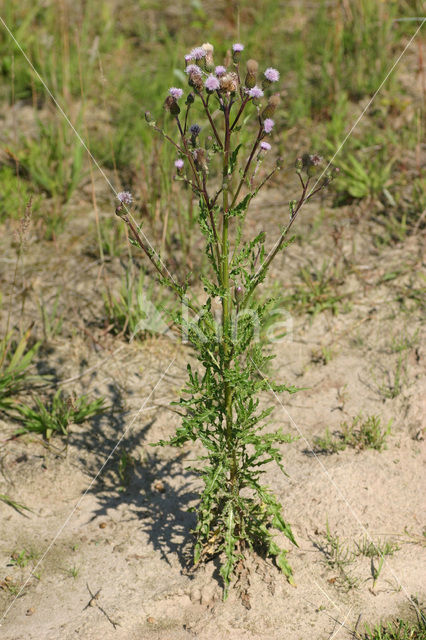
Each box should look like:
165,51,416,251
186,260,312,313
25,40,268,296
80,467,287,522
0,175,425,640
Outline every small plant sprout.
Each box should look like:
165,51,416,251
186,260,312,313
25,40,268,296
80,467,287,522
115,42,338,596
67,566,79,579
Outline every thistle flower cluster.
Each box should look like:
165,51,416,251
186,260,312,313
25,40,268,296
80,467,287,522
157,42,285,177
169,42,281,119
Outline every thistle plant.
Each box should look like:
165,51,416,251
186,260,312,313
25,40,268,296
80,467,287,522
116,42,338,595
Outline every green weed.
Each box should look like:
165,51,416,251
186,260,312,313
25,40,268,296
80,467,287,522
319,521,359,590
98,217,127,258
8,548,39,568
0,329,40,412
376,355,406,399
104,267,172,341
332,147,396,204
0,494,32,515
117,449,135,490
313,415,392,454
282,261,351,317
0,166,41,223
66,566,79,579
13,389,106,440
13,114,85,204
359,611,426,640
37,292,64,343
355,536,400,559
389,330,419,354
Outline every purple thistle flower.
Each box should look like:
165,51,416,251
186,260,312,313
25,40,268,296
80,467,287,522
189,124,201,136
205,74,220,92
190,47,207,60
174,159,184,170
169,87,183,100
264,67,280,82
185,64,202,76
310,154,323,166
248,85,264,99
215,65,226,77
263,118,275,133
260,141,271,151
117,191,132,205
232,43,244,52
185,54,193,62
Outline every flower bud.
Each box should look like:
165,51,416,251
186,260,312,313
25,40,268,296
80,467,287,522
302,153,323,177
320,166,339,187
295,157,303,172
201,43,214,70
232,43,244,63
220,72,239,93
262,93,280,119
188,70,204,91
189,124,201,147
234,286,244,303
186,92,195,105
193,148,208,173
164,95,180,116
245,59,258,89
144,111,155,126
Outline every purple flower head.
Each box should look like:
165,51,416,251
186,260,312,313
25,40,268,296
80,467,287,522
215,65,227,77
260,141,271,151
310,153,323,166
264,67,280,82
174,159,184,170
184,54,193,63
205,74,220,92
189,124,201,136
185,64,202,76
248,85,264,99
232,43,244,52
169,87,183,100
263,118,275,134
117,191,132,205
190,47,207,60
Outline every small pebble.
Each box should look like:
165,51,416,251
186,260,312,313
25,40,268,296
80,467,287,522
99,522,107,529
153,480,165,493
26,607,35,616
147,616,156,624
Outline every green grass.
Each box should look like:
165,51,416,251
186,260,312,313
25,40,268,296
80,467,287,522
282,261,351,317
8,547,39,568
360,613,426,640
313,415,392,454
13,389,106,440
104,267,173,341
0,494,32,515
355,536,400,559
376,355,407,399
0,329,40,412
319,520,359,590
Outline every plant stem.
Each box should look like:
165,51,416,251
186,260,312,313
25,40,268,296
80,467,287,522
221,103,236,494
176,115,221,270
230,96,248,131
198,91,223,149
229,123,263,210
